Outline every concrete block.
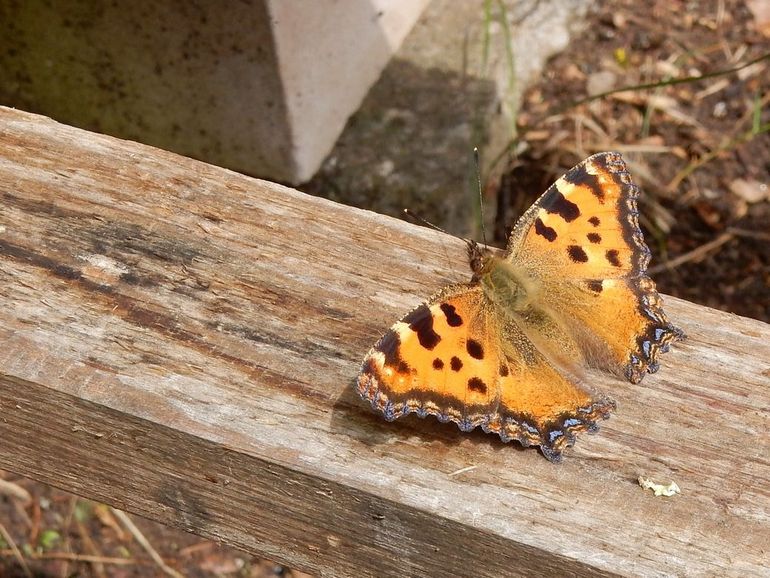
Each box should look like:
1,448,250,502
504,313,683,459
0,0,429,183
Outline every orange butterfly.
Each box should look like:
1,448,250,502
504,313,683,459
356,152,683,462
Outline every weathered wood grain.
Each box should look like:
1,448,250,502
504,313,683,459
0,106,768,577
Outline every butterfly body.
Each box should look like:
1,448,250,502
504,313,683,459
357,152,683,461
474,247,537,312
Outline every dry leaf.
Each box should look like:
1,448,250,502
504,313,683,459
0,478,32,504
638,476,681,497
747,0,770,36
587,70,617,96
730,178,769,203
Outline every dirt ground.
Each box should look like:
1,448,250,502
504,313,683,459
2,0,768,576
499,0,769,322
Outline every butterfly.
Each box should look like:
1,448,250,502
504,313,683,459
356,152,684,462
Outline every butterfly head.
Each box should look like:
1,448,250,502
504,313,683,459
467,240,496,278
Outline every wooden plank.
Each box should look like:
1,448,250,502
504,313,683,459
0,106,768,577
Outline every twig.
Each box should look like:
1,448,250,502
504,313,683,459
648,231,733,274
93,504,126,541
603,143,675,154
728,227,770,242
0,519,33,578
666,121,770,192
178,541,216,557
111,508,185,578
58,496,78,578
77,520,107,578
0,549,143,565
562,52,770,111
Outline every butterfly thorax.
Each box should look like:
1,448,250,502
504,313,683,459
468,241,536,313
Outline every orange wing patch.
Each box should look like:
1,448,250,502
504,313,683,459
509,152,647,279
358,286,500,432
553,276,683,382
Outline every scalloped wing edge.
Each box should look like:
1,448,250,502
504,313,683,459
356,369,616,462
624,277,686,383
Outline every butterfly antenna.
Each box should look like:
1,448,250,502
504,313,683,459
474,147,488,248
403,209,453,236
403,209,465,274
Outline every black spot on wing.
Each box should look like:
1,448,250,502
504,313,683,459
534,217,557,242
467,339,484,359
439,303,463,327
563,163,605,202
378,331,411,373
499,363,509,377
567,245,589,263
432,358,444,370
362,357,380,379
541,187,580,222
586,279,603,293
606,249,621,267
587,232,601,244
467,377,487,394
589,216,601,227
403,304,440,350
450,356,463,371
